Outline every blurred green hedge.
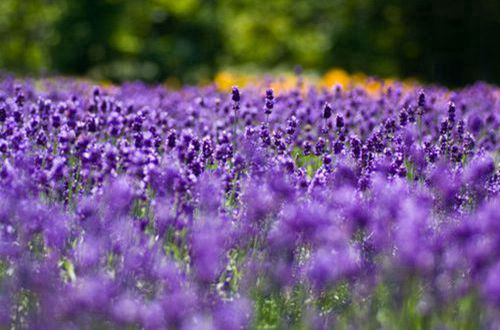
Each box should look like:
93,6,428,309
0,0,498,86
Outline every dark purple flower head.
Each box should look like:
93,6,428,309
448,101,456,123
93,86,101,97
286,115,299,135
336,114,344,129
0,105,6,123
15,86,25,107
315,137,325,155
231,86,240,103
265,88,274,100
399,108,408,126
264,88,274,115
418,90,426,107
323,103,332,119
167,130,177,148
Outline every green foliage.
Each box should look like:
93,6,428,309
292,147,323,178
0,0,498,85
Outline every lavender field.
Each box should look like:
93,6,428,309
0,76,498,329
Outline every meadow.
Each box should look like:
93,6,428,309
0,75,498,329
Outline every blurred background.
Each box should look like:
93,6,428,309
0,0,498,86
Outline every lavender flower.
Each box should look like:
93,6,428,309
0,76,497,329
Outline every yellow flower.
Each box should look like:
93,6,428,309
321,68,350,88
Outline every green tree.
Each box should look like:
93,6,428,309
0,0,498,85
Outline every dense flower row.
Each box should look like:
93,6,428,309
0,75,498,329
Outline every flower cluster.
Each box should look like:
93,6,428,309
0,76,498,329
